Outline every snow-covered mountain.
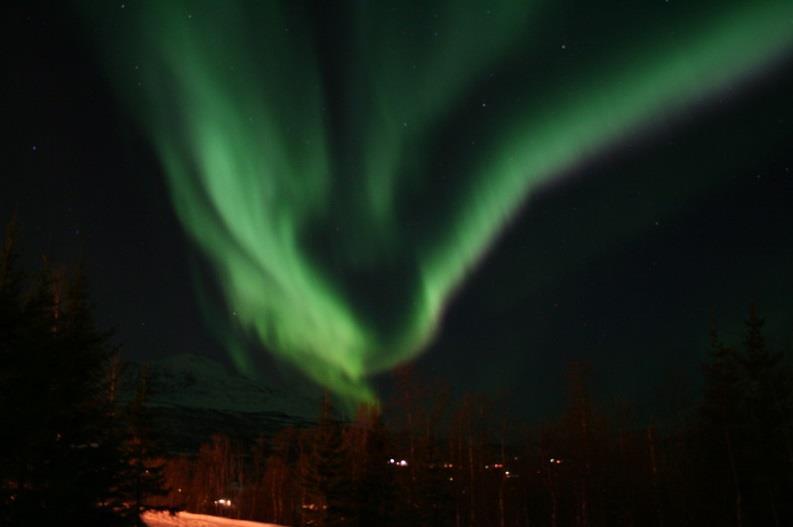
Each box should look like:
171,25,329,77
119,354,320,453
121,353,320,417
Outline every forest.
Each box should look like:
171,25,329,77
153,319,793,527
0,220,166,526
2,220,792,527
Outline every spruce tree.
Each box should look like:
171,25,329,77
698,325,744,526
736,307,793,523
353,405,393,527
0,221,163,526
118,365,169,525
0,217,27,523
300,394,354,526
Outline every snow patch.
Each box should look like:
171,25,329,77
142,510,286,527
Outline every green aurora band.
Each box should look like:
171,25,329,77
94,1,793,401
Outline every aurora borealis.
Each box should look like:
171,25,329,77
84,1,793,401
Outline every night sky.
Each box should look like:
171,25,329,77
4,1,793,419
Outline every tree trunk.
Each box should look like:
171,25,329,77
468,436,476,527
647,426,664,527
724,427,742,527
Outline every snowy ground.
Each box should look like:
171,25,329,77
142,510,286,527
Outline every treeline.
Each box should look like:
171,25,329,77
153,310,793,527
2,217,791,526
0,220,167,526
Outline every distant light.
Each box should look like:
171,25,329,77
398,459,408,467
549,458,555,463
505,471,510,476
388,458,395,464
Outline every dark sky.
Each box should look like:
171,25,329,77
4,1,793,420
